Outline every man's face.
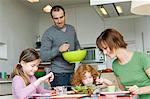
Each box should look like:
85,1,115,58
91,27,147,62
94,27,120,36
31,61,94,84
52,9,65,29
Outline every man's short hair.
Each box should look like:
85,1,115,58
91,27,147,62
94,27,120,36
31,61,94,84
50,5,65,18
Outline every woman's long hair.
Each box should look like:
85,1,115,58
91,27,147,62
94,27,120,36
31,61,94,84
71,64,100,86
11,48,40,85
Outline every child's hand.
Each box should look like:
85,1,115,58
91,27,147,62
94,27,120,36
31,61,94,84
48,72,54,82
34,72,54,86
40,72,54,83
96,77,103,85
96,77,113,86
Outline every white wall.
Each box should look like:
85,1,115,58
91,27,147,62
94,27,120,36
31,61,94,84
39,13,52,39
105,18,135,41
75,5,105,45
0,0,39,74
134,16,150,52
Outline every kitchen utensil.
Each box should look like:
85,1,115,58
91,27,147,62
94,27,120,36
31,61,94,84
96,74,102,85
62,49,87,63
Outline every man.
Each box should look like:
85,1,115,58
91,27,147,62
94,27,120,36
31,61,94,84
40,5,81,87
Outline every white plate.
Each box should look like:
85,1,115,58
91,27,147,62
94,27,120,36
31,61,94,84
100,91,130,95
50,94,89,98
31,93,89,98
31,93,56,97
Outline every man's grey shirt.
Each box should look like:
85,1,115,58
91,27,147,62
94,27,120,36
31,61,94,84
40,24,81,73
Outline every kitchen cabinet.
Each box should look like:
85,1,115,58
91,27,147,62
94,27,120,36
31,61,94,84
0,80,12,96
105,18,135,42
134,17,150,52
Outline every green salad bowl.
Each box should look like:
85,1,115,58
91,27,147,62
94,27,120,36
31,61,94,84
62,49,87,63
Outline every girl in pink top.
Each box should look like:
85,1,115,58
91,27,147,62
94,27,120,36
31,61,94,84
11,48,54,99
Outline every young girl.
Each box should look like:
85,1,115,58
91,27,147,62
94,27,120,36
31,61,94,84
72,64,112,92
11,48,55,99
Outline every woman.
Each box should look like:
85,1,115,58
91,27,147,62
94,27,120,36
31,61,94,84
11,48,55,99
96,28,150,99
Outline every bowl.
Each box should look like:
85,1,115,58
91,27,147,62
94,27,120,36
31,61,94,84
34,71,46,78
62,49,87,63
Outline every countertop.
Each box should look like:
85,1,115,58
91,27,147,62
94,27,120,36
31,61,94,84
0,79,12,83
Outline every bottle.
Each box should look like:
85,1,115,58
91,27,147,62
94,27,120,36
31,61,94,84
1,72,7,79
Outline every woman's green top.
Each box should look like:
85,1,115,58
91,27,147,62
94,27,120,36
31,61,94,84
113,52,150,99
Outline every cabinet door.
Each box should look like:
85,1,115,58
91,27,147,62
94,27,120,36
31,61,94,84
0,95,12,99
0,82,12,95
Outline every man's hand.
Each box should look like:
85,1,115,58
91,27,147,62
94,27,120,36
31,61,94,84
59,43,70,52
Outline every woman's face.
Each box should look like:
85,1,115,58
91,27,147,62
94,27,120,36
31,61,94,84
100,42,116,59
21,59,40,76
82,72,94,86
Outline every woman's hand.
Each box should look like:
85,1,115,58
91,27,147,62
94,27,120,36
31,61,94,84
128,85,141,95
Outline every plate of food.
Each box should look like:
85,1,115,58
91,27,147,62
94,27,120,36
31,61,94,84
72,85,94,95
